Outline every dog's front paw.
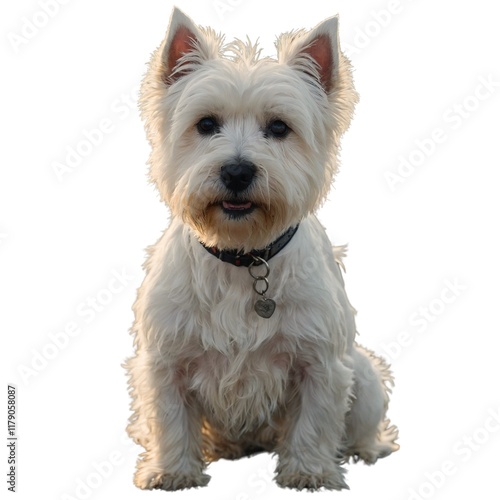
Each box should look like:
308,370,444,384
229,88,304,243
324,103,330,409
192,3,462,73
275,470,349,491
134,464,210,490
275,459,348,491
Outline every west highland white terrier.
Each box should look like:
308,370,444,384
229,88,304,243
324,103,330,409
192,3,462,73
125,7,399,491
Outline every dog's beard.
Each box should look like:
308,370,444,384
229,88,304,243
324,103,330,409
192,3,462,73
180,189,298,252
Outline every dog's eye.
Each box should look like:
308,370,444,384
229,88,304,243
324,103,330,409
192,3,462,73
196,117,219,135
267,120,290,139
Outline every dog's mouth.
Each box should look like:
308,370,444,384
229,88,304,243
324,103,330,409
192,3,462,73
221,200,255,218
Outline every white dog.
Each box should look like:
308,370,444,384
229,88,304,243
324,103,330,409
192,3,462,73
125,7,398,491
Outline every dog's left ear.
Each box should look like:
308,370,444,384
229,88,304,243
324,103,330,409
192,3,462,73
278,16,340,93
160,7,219,84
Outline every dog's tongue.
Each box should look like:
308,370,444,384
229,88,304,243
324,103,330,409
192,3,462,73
223,201,252,210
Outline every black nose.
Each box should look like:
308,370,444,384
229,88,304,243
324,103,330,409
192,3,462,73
220,160,256,193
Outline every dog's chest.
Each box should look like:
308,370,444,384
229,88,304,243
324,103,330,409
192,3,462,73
187,337,295,432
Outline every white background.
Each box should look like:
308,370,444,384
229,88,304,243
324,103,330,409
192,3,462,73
2,0,500,499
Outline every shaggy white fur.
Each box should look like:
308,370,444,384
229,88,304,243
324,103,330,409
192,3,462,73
125,7,398,491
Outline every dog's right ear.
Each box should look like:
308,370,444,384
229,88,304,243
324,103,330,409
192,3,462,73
277,16,340,94
160,8,218,84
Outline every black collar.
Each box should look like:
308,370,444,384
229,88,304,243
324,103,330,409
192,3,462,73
201,225,299,267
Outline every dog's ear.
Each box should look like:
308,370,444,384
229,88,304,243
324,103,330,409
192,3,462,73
278,16,340,93
160,8,218,84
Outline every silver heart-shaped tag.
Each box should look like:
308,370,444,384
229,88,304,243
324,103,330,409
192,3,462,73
254,298,276,318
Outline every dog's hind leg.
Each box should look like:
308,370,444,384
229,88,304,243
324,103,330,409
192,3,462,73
344,344,399,464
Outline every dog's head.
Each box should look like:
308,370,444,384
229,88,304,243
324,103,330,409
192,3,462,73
141,8,358,252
